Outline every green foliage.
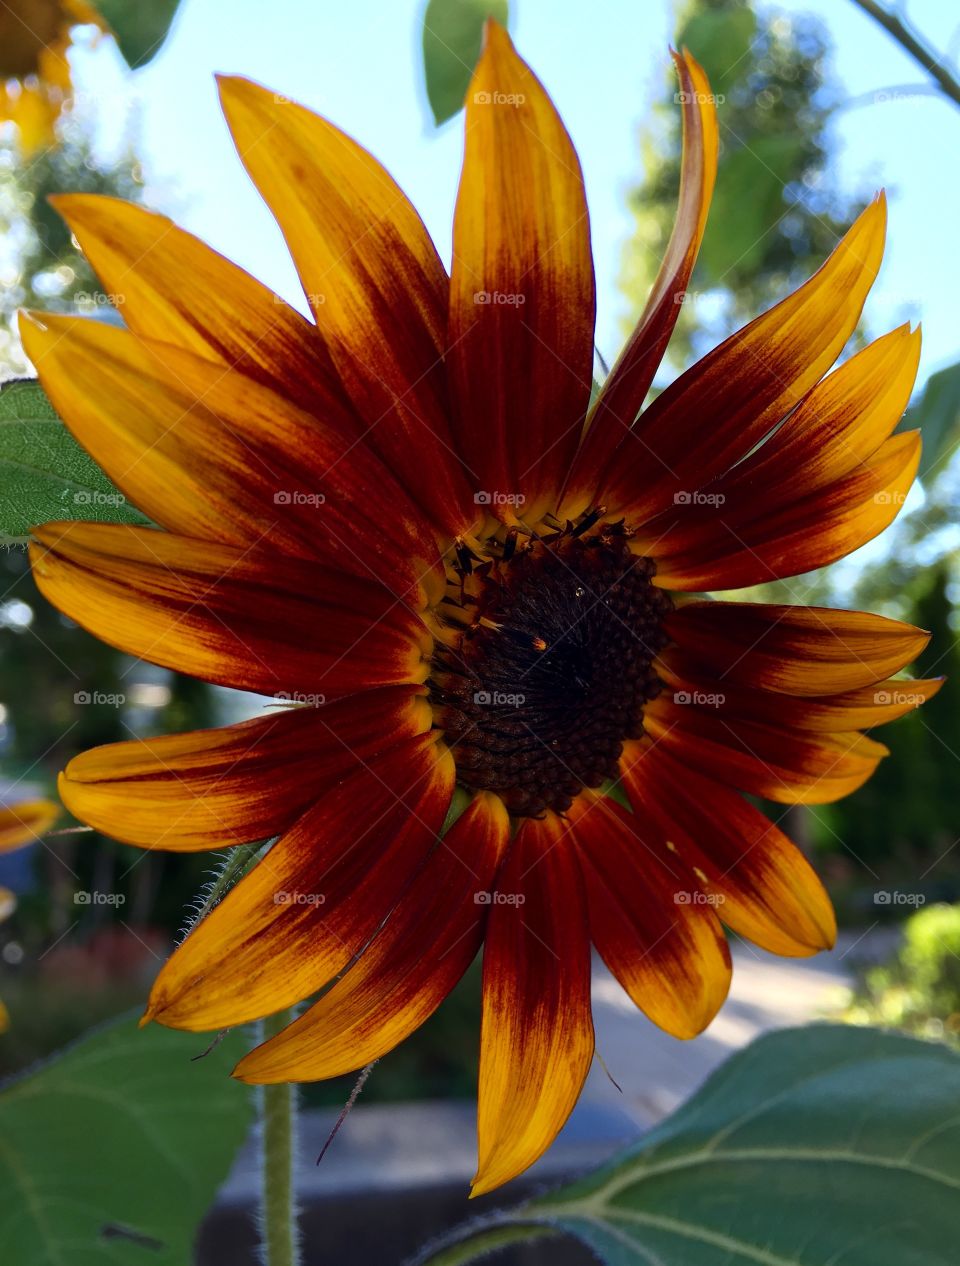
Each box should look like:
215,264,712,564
94,0,184,69
621,0,859,370
844,904,960,1043
900,360,960,482
415,1026,960,1266
422,0,508,125
0,1014,252,1265
0,379,147,542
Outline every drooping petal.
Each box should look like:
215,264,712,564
598,196,888,522
448,21,595,521
0,801,58,852
644,693,887,804
662,601,929,697
235,791,510,1083
656,663,943,734
473,812,594,1197
144,734,455,1031
30,522,431,698
620,741,836,957
649,430,921,591
20,313,443,600
217,75,472,535
48,193,346,416
568,791,730,1038
562,49,717,512
58,687,432,850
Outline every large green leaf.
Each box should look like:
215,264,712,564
900,361,960,482
0,1014,252,1264
0,378,148,544
94,0,184,69
422,0,509,126
415,1025,960,1265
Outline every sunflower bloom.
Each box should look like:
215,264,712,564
23,24,936,1193
0,0,107,154
0,800,60,1032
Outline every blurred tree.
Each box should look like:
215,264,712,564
620,0,860,371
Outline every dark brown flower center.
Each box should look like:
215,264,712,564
429,523,672,817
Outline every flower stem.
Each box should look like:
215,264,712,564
259,1009,300,1266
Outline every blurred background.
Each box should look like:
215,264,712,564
0,0,959,1124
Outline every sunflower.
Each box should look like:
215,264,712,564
0,800,60,1032
22,22,936,1193
0,0,107,154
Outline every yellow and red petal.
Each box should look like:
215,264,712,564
662,600,929,697
144,734,455,1031
448,21,595,520
58,687,432,851
649,430,921,591
48,193,346,416
30,522,431,698
0,800,59,852
598,196,887,522
20,313,443,599
563,49,717,512
473,812,594,1197
568,791,730,1038
235,791,510,1083
657,663,943,734
217,76,472,536
620,741,836,956
645,693,887,804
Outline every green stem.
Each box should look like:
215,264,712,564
849,0,960,110
258,1009,301,1266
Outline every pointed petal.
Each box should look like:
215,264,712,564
621,741,836,956
0,800,59,852
662,601,929,697
58,687,432,850
563,49,717,512
235,792,510,1082
48,193,346,416
569,791,730,1038
20,313,443,599
30,522,431,697
448,22,595,519
473,811,594,1196
217,76,472,535
144,735,455,1030
599,196,888,521
645,693,887,804
650,430,921,590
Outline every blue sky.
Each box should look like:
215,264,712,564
73,0,958,389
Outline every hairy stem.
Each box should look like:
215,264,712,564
258,1010,300,1266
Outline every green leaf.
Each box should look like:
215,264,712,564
901,361,960,482
422,0,509,126
0,378,148,544
94,0,184,69
0,1013,253,1265
414,1025,960,1265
